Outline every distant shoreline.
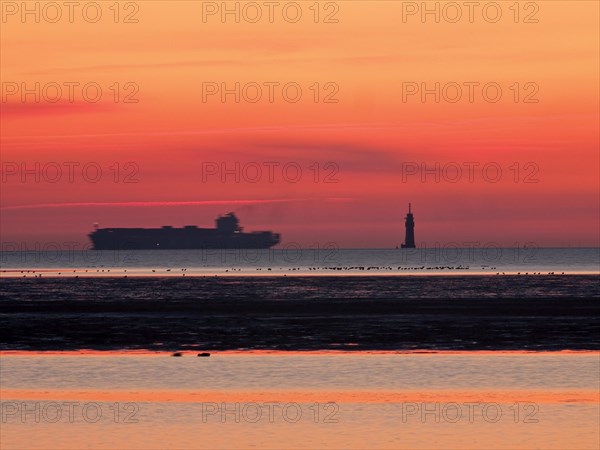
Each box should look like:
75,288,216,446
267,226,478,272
2,270,599,278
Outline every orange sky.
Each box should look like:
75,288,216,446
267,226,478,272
1,1,598,247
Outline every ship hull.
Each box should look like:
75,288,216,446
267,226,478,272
89,229,279,250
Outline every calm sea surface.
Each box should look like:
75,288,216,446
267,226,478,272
1,248,599,276
1,353,599,449
2,249,598,448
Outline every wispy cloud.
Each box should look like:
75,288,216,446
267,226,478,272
0,101,118,118
1,198,355,211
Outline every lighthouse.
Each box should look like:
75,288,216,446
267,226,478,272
401,203,416,248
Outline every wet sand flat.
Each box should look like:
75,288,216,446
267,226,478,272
1,275,599,351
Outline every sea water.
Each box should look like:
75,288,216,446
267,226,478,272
1,247,598,276
1,352,598,449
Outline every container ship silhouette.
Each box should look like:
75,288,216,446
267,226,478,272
89,213,280,250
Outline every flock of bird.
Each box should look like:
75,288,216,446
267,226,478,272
2,267,568,278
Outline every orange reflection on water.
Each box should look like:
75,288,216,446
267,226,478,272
2,388,597,404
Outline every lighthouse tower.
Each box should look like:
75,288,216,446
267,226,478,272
401,203,416,248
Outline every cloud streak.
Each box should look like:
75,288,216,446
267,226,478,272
1,198,355,211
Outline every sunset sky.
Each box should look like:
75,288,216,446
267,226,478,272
1,1,598,248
